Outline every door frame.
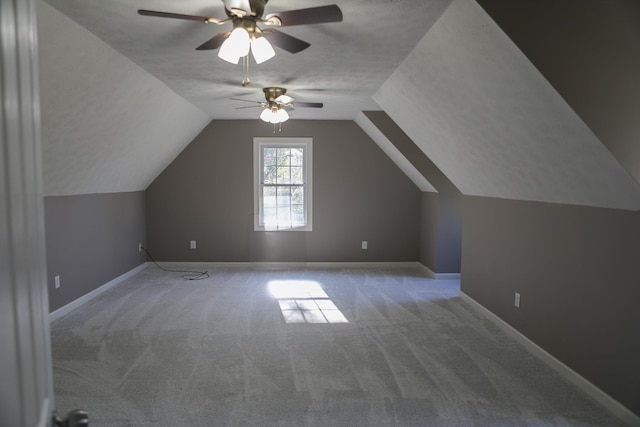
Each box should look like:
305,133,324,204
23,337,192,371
1,0,55,425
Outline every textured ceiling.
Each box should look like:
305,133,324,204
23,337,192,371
37,0,640,209
41,0,453,120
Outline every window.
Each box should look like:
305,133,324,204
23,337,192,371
254,137,312,231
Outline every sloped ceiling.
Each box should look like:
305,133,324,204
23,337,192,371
38,1,210,196
36,0,640,211
374,0,640,211
36,0,452,196
477,0,640,185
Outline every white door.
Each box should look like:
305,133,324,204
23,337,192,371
1,0,55,425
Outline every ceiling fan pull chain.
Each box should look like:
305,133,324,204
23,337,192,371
242,55,250,86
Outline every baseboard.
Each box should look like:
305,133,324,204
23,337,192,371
459,292,640,427
49,263,147,322
153,261,424,270
416,263,461,280
149,261,462,279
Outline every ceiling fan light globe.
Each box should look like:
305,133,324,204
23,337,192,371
276,108,289,122
260,108,273,122
269,114,280,124
218,27,250,63
217,49,241,64
251,37,276,64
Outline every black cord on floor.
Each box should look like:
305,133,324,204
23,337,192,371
141,246,210,280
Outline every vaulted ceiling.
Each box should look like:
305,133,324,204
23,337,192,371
41,0,452,119
36,0,640,211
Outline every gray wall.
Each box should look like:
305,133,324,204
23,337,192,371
364,111,462,274
460,195,640,416
45,192,146,311
146,120,421,262
419,192,439,270
434,192,462,273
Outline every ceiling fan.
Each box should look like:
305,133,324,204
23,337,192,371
138,0,342,70
232,87,323,125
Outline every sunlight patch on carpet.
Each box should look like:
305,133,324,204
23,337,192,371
268,280,348,324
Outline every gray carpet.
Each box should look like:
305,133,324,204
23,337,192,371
51,265,623,426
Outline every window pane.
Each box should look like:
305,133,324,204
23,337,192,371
291,148,303,166
292,204,304,224
277,166,291,184
277,186,291,197
263,186,276,207
277,148,290,166
263,148,276,166
291,186,304,204
290,166,303,184
263,166,276,184
279,207,291,224
277,186,291,207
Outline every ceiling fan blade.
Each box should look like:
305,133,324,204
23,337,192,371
265,30,310,53
138,9,215,23
196,32,230,50
295,102,323,108
230,98,263,104
236,105,262,109
265,5,343,27
275,94,294,104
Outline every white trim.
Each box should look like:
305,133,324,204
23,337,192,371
416,263,461,279
433,272,461,279
152,262,461,278
253,137,313,231
36,398,51,427
49,263,147,322
153,261,428,271
460,292,640,427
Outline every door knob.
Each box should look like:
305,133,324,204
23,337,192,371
52,409,89,427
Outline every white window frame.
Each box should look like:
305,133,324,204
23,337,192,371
253,137,313,231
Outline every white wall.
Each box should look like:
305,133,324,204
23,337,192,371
375,0,640,211
37,0,210,196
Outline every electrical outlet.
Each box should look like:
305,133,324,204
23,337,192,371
362,240,368,250
190,240,197,249
514,292,521,308
138,243,142,252
54,275,61,289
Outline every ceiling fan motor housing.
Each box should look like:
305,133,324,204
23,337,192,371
224,0,268,18
263,87,286,102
